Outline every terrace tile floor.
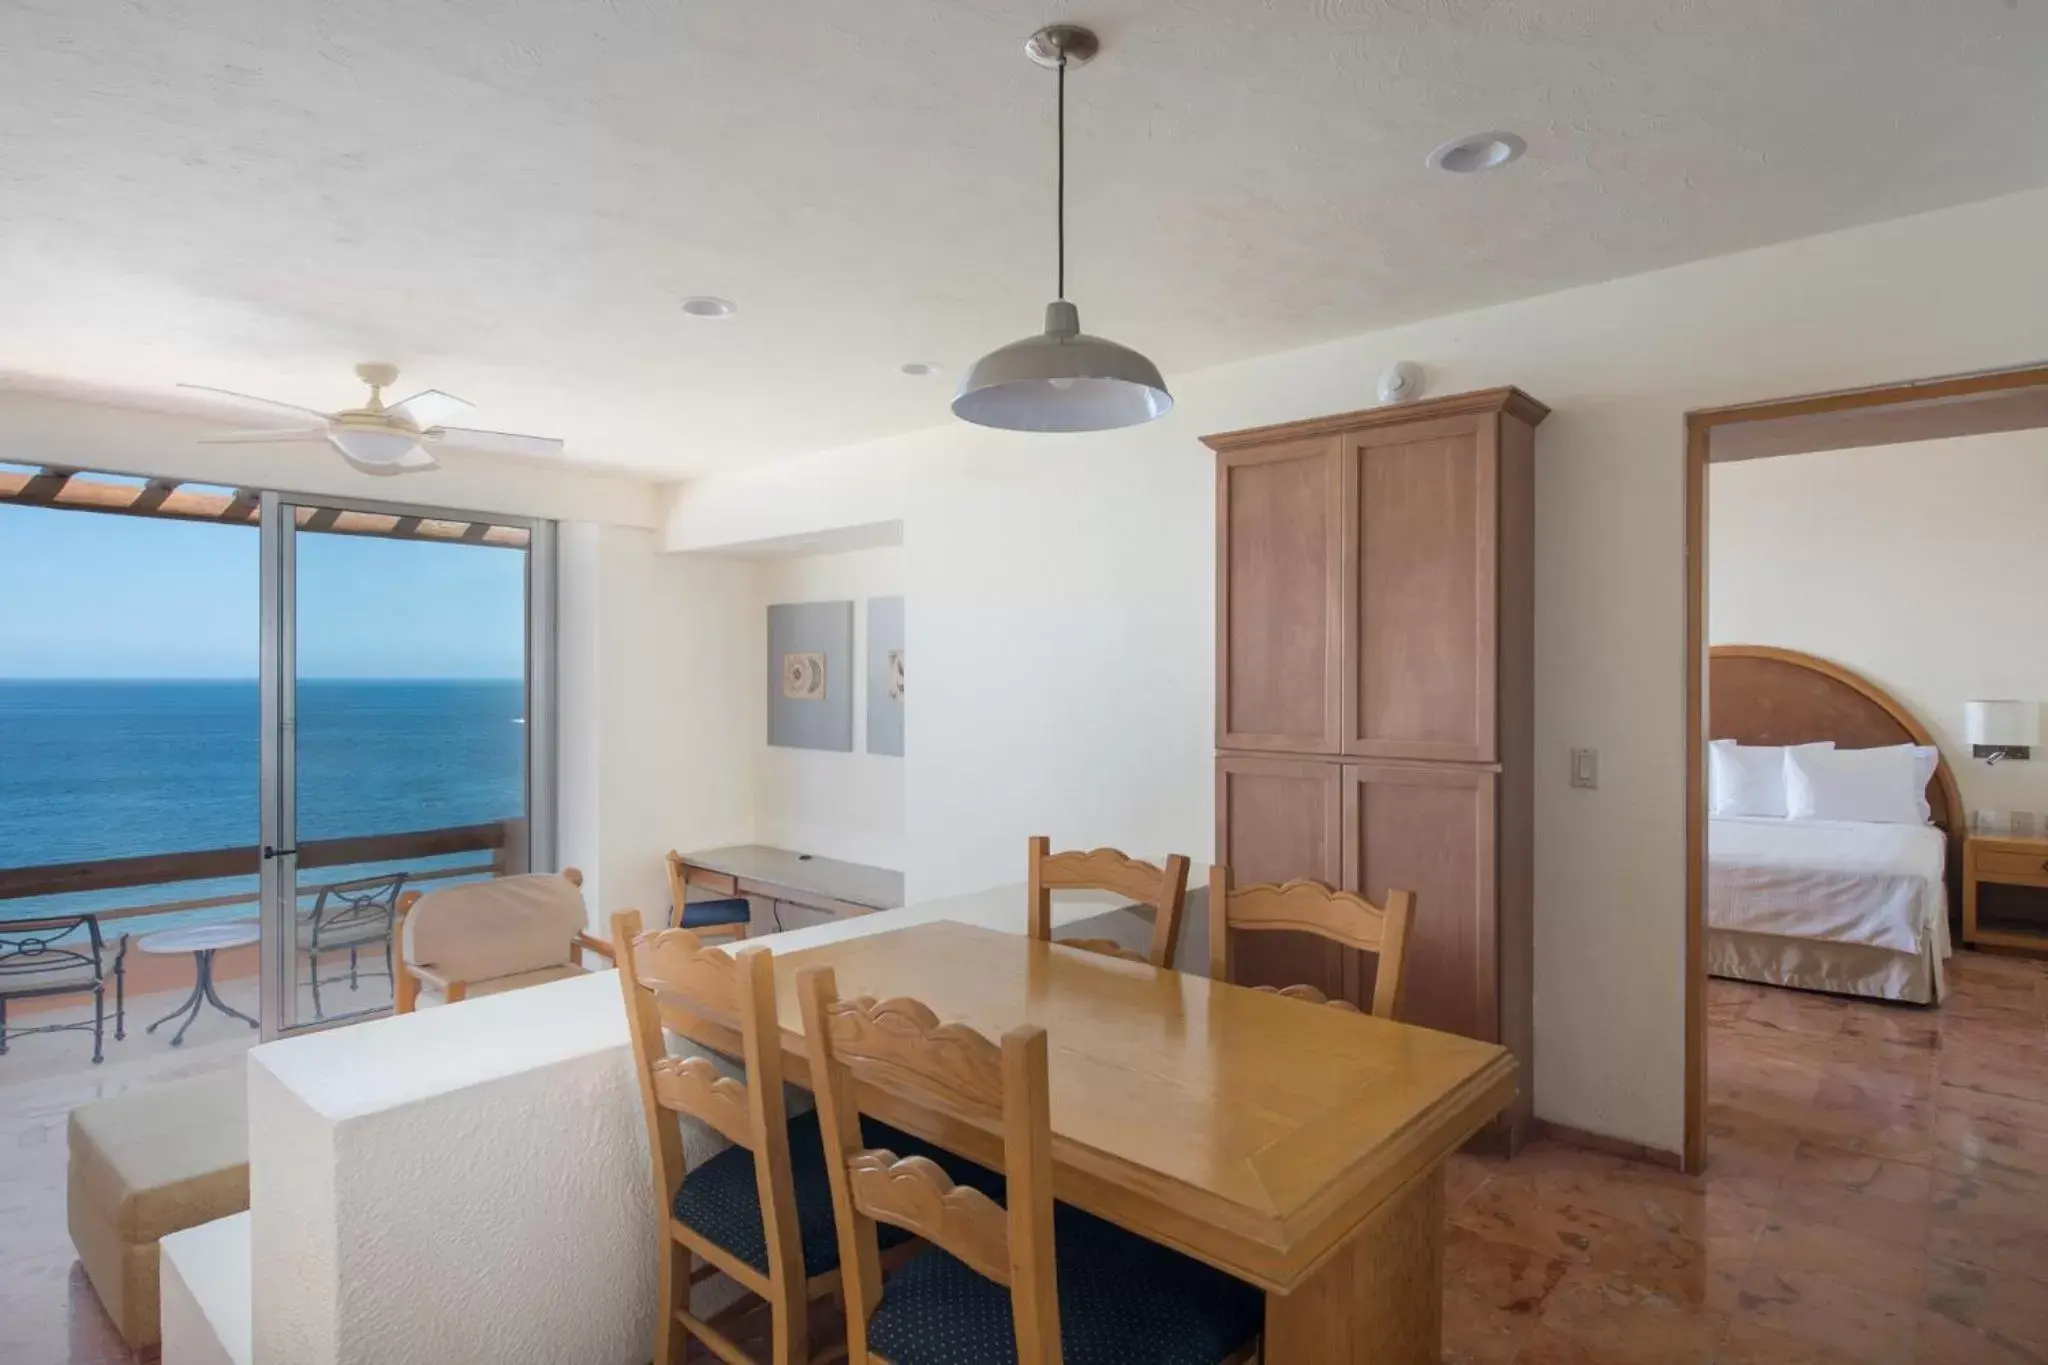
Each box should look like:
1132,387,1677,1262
3,950,2045,1363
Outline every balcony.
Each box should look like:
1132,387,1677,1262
0,820,520,1085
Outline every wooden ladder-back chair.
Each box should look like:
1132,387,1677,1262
614,910,834,1365
796,968,1264,1365
1207,868,1416,1021
1025,837,1192,969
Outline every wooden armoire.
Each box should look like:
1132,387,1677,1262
1205,386,1545,1147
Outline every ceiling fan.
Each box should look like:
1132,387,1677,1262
181,362,564,474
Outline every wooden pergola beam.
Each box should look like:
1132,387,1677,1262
15,466,77,505
0,469,527,548
130,478,180,515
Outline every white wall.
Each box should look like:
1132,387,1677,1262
1710,431,2048,822
664,185,2048,1155
557,524,759,926
754,546,906,869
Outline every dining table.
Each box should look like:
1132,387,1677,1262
667,917,1519,1363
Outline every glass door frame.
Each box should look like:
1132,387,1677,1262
257,490,556,1039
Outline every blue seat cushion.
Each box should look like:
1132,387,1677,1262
679,897,751,930
672,1110,1001,1278
866,1204,1263,1365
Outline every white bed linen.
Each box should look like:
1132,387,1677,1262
1707,815,1946,954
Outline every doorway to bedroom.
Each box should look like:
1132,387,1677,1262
1684,366,2048,1183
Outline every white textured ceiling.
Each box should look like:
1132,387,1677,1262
3,0,2046,476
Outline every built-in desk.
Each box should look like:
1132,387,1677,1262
673,844,903,931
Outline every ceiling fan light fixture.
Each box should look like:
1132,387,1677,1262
954,24,1170,434
327,426,434,472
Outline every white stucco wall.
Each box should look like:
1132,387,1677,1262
661,185,2048,1154
248,974,655,1365
557,523,760,926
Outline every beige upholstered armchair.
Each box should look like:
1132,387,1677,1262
392,868,614,1013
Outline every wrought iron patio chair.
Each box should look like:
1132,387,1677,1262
0,913,126,1064
301,872,408,1019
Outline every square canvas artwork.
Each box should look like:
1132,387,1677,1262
767,601,853,751
867,595,904,756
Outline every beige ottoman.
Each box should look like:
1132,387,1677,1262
68,1068,249,1350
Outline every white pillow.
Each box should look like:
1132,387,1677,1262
1709,741,1833,818
1784,744,1936,825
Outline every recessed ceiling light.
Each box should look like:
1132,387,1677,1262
899,361,942,377
681,296,736,318
1426,132,1526,174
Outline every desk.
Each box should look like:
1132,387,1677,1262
673,844,903,926
673,919,1516,1361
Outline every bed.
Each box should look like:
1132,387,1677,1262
1708,645,1962,1005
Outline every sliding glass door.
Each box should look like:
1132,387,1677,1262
258,494,553,1036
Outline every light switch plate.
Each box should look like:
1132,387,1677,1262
1570,748,1599,789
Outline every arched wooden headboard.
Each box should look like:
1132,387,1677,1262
1708,645,1964,880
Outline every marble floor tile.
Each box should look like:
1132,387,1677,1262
1928,1166,2048,1280
1916,1256,2048,1364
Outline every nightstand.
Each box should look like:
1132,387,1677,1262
1963,831,2048,951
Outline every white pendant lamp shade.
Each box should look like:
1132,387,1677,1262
954,24,1170,434
953,301,1173,432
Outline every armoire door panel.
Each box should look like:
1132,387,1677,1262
1342,762,1497,1041
1216,438,1344,753
1214,755,1345,999
1344,415,1499,763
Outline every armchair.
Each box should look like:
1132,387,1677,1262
392,868,613,1014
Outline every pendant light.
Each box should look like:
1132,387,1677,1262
952,24,1172,433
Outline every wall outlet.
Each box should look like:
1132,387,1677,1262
1570,748,1599,789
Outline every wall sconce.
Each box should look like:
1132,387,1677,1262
1966,700,2039,764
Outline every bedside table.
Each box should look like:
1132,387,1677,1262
1963,831,2048,951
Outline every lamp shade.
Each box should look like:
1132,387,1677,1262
952,301,1172,433
1965,700,2040,747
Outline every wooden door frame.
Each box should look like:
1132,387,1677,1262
1682,361,2048,1173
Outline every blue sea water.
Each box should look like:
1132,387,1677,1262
0,678,526,934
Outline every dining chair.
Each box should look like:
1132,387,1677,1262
391,869,612,1013
665,849,754,943
614,909,831,1365
796,967,1264,1365
1025,837,1192,969
615,912,955,1364
1207,867,1416,1020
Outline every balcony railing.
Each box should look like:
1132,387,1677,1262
0,821,519,929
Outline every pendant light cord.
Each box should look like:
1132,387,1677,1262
1056,51,1066,302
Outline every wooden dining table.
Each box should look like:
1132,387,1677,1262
662,917,1517,1362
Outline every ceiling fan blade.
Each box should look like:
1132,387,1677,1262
386,389,476,430
179,383,330,422
325,427,435,471
197,428,328,444
428,426,565,459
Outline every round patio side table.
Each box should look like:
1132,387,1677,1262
138,921,261,1047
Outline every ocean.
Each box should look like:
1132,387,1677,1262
0,678,526,934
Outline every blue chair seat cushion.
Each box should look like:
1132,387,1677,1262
865,1204,1263,1365
672,1110,1001,1278
679,897,751,930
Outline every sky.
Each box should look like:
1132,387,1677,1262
0,502,526,679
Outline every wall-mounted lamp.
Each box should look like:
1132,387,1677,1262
1966,700,2039,764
